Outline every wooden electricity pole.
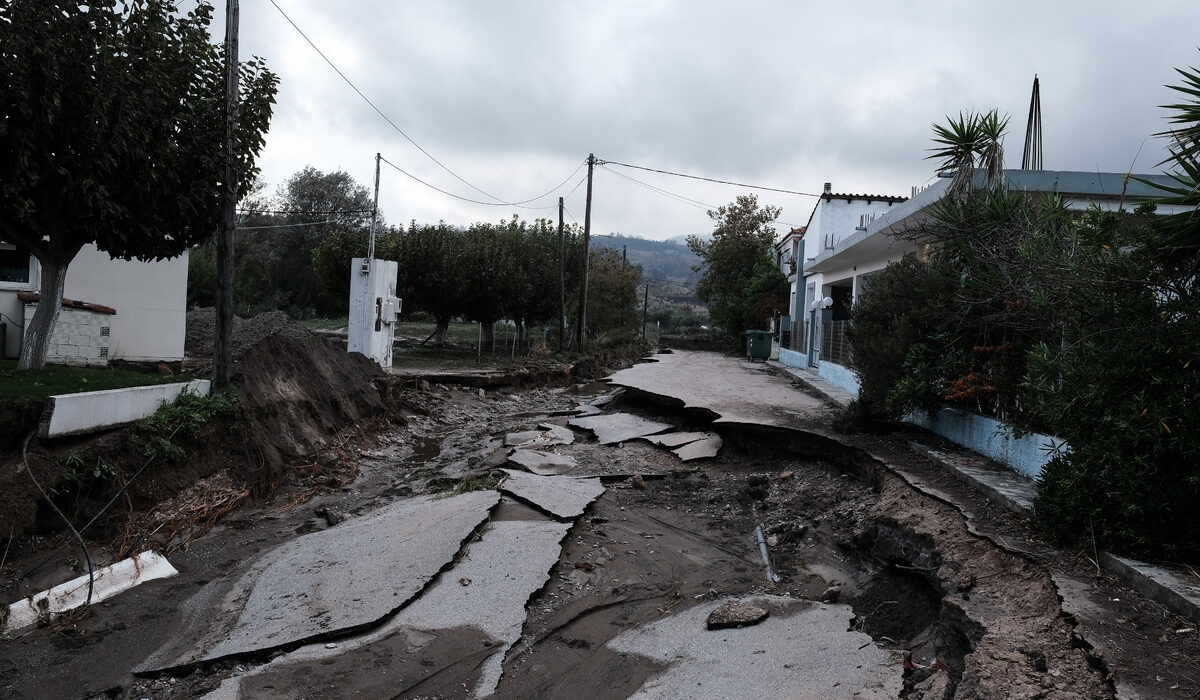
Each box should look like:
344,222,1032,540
557,196,565,351
642,283,649,341
575,154,595,351
213,0,239,390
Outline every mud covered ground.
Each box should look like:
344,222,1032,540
2,339,1199,698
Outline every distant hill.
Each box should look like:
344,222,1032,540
591,234,703,305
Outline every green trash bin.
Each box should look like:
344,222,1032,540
745,330,772,362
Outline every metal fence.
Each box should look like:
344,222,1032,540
821,320,852,367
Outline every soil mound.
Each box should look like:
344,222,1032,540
0,310,390,546
224,311,388,492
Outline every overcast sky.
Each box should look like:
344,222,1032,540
211,1,1200,241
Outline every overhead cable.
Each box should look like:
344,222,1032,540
598,164,715,210
599,159,822,198
236,207,372,215
266,0,505,203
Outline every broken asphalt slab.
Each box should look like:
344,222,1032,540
607,350,829,428
640,430,723,461
606,595,902,699
672,434,722,461
641,431,714,448
499,469,605,520
567,412,674,444
507,448,578,475
137,490,501,671
217,517,572,699
504,423,575,448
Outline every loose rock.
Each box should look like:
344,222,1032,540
706,601,769,630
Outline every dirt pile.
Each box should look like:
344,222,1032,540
177,309,390,496
0,310,391,549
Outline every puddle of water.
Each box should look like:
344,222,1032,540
566,382,612,396
409,434,444,464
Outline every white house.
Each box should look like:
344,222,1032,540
778,169,1191,396
775,183,908,380
0,243,189,364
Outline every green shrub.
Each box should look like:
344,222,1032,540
133,389,239,462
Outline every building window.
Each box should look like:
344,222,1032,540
0,243,37,289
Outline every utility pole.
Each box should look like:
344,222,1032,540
213,0,239,390
642,283,649,341
367,152,381,267
575,154,595,351
557,196,565,351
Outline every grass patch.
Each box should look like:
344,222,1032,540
0,360,189,400
299,316,348,330
434,473,501,499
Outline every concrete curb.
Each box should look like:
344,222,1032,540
1099,554,1200,625
905,440,1036,516
906,439,1200,625
40,379,211,438
3,551,177,633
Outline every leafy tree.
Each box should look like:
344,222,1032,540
687,194,781,337
390,221,468,344
0,0,277,368
585,247,641,338
245,167,375,315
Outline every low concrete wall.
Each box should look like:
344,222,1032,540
778,346,808,369
816,361,860,397
907,406,1067,481
40,379,211,438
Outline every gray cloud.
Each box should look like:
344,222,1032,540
218,0,1200,240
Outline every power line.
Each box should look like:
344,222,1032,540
598,159,823,198
598,164,715,210
238,219,342,230
236,207,372,215
265,0,505,203
378,156,513,207
379,155,588,209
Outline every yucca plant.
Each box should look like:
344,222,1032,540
927,109,1010,203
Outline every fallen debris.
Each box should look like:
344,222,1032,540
641,431,712,448
673,434,722,461
4,551,177,634
504,424,575,448
706,600,769,630
755,523,781,584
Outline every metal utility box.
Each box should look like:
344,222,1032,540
745,330,772,362
348,258,402,368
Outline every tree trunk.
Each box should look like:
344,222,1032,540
17,257,68,370
480,322,495,350
433,314,451,346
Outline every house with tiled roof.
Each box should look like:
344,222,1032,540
0,243,188,366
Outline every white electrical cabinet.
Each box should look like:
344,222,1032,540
348,258,402,367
